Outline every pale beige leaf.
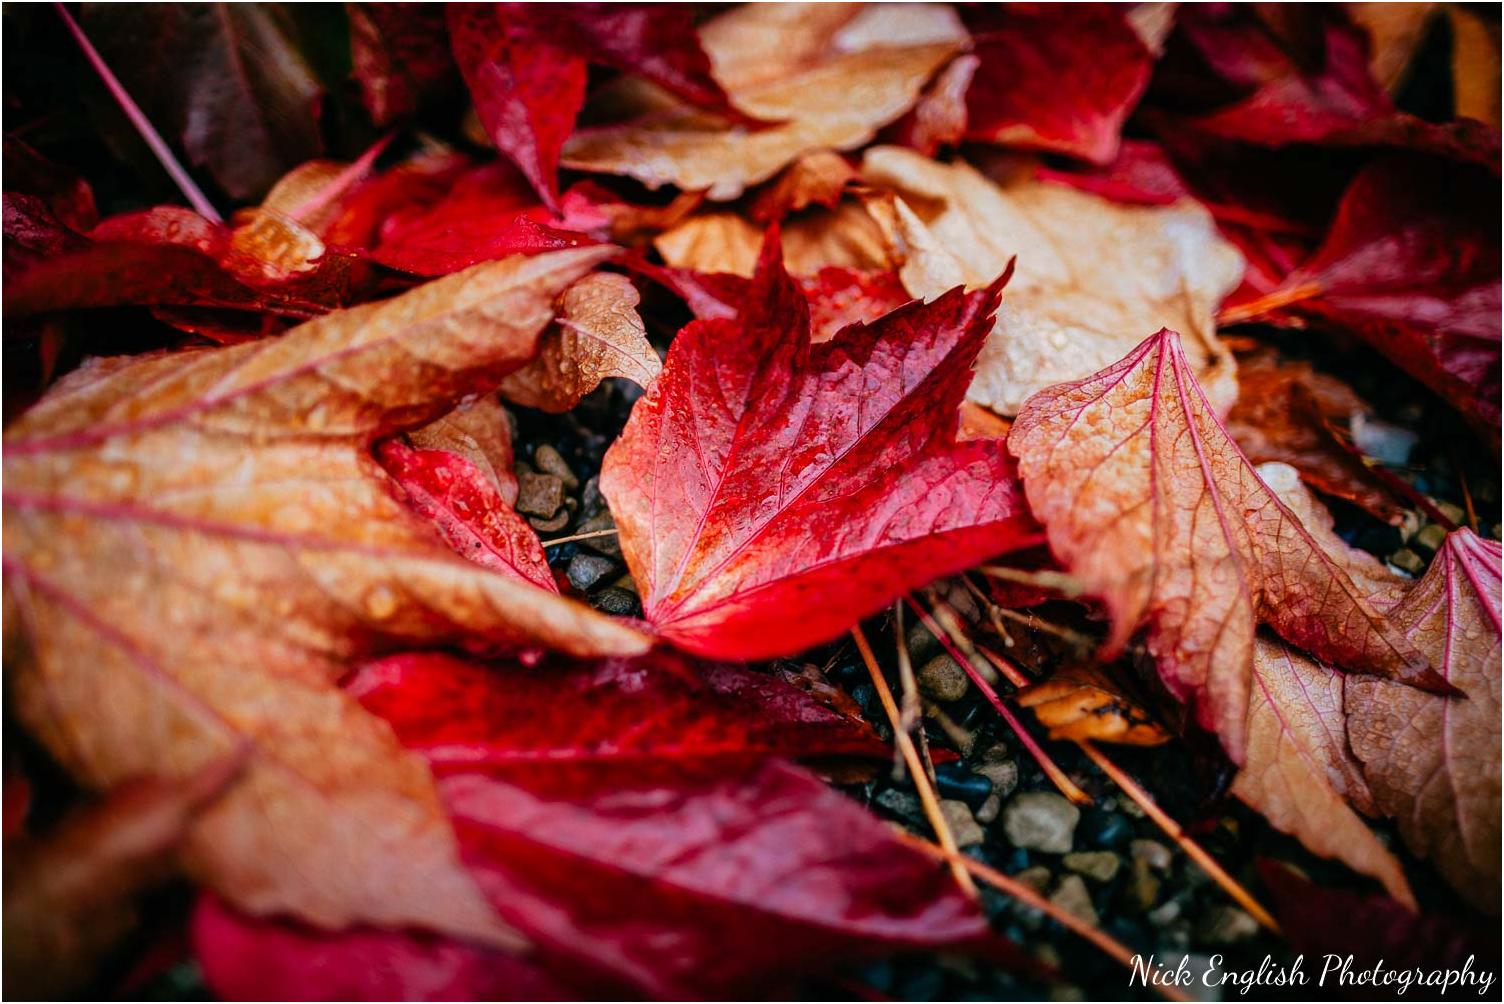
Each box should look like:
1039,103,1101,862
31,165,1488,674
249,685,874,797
499,272,660,412
1348,2,1439,92
1347,529,1502,912
1448,4,1502,128
406,394,518,505
860,146,1243,416
655,202,891,278
3,248,650,945
1232,636,1415,907
562,4,964,199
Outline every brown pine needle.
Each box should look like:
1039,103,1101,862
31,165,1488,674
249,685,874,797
906,596,1091,806
1216,281,1323,326
1078,740,1281,934
540,527,619,547
850,625,979,900
896,831,1195,1004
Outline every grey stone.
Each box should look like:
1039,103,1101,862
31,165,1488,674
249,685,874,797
1062,850,1120,883
940,798,984,846
1015,866,1053,892
1197,905,1259,945
975,791,1001,824
590,586,639,617
918,653,969,702
1002,792,1080,854
1124,858,1161,912
1414,523,1447,554
975,758,1019,799
1390,548,1425,575
566,553,616,592
516,471,564,517
528,509,570,532
1130,838,1173,873
1146,898,1181,927
1049,874,1098,925
875,788,924,826
532,445,579,490
576,511,621,556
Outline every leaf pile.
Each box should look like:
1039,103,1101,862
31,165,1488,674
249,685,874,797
3,3,1500,999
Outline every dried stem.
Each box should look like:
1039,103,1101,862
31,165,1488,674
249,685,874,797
1216,281,1323,326
906,596,1091,805
896,831,1195,1003
54,2,222,222
1078,740,1280,934
977,564,1087,598
540,528,619,547
850,625,978,899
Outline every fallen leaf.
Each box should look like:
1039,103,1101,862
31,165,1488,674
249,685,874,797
3,248,649,944
1346,529,1502,912
1448,5,1502,128
1232,635,1415,907
1008,328,1441,761
347,649,989,997
1234,157,1501,440
193,896,579,1002
860,146,1243,415
884,53,978,156
601,234,1040,659
749,151,862,222
404,395,518,507
4,759,239,999
499,271,660,412
348,3,458,126
1225,346,1409,525
82,4,323,200
1016,665,1170,746
1348,2,1439,92
655,201,891,279
561,3,965,200
450,3,740,208
963,4,1153,164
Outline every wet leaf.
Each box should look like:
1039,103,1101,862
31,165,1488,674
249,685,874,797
602,234,1040,659
1346,529,1502,912
1008,328,1442,761
1016,665,1170,746
3,248,648,942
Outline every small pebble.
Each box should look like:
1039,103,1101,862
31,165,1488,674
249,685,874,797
528,509,570,532
516,471,565,517
532,444,579,490
940,799,985,847
1078,807,1133,849
906,622,939,662
1124,858,1162,912
1130,838,1173,872
935,763,992,808
1049,874,1098,925
566,553,616,591
590,586,640,617
1062,851,1121,883
1146,899,1181,927
1015,866,1053,892
1390,548,1425,575
918,653,969,702
579,477,606,519
1197,905,1259,945
975,792,1001,824
975,759,1019,799
1437,500,1467,526
1001,792,1080,854
575,512,621,556
875,788,924,826
1414,523,1447,554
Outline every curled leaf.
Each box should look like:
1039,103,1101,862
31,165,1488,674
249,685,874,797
1016,665,1170,746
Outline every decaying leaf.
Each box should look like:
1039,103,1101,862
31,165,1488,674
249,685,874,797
860,147,1243,415
1232,636,1415,907
3,248,649,943
1225,346,1408,525
601,234,1039,659
404,395,519,506
1008,328,1441,760
1016,665,1170,746
654,201,891,279
562,3,965,199
4,760,240,999
1348,2,1439,93
1346,529,1502,913
499,271,660,411
749,151,862,222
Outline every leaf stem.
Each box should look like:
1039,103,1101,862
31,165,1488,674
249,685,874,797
906,595,1091,805
54,2,222,223
540,528,619,547
1077,740,1281,934
895,831,1196,1003
1216,281,1323,326
850,625,979,900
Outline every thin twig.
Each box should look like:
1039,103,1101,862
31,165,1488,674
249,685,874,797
1078,740,1280,934
1216,281,1323,326
893,601,923,737
540,528,619,547
896,831,1195,1004
906,596,1091,805
55,2,222,222
850,626,978,899
977,564,1087,598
